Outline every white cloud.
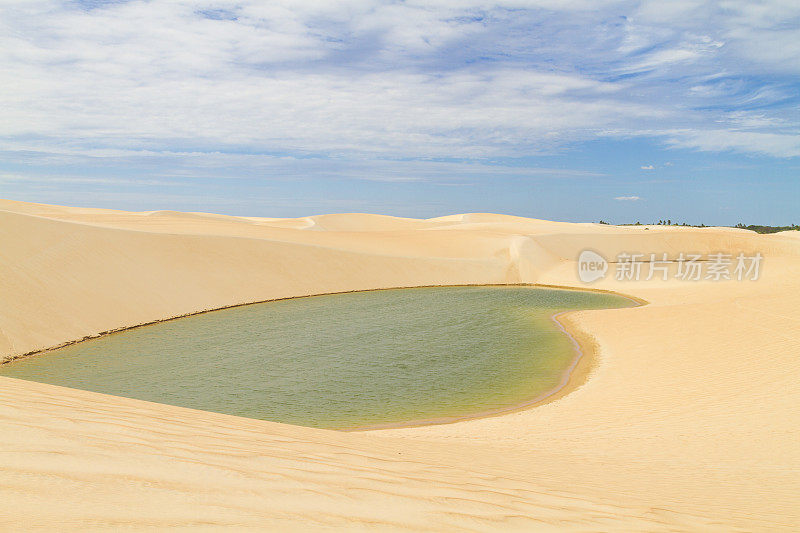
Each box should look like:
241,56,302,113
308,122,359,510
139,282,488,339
0,0,798,164
614,196,641,201
640,164,655,170
663,129,800,158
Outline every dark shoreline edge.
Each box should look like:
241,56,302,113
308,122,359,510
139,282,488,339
0,284,647,432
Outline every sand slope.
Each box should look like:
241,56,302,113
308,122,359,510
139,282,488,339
1,199,799,531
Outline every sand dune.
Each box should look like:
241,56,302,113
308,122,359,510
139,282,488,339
1,199,798,530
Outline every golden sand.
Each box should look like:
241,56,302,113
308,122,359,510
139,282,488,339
1,198,798,530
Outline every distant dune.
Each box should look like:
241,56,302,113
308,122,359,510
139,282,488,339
1,199,798,530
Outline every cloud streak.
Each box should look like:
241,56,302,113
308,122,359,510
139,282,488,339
1,0,799,221
1,0,798,162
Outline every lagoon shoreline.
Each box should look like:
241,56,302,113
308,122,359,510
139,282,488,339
1,284,641,431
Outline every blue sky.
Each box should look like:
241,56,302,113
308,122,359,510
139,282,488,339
1,0,798,224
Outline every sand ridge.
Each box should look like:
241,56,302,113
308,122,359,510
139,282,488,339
1,198,798,530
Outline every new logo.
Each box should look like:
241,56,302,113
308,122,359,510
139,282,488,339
577,250,608,283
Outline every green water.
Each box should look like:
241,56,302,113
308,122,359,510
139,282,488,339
0,286,633,429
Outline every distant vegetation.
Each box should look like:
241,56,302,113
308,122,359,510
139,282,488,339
734,223,800,234
597,220,799,234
